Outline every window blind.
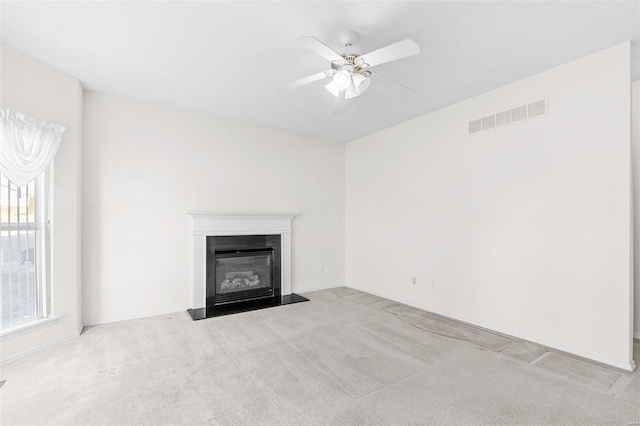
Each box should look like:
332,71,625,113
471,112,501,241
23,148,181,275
0,174,39,329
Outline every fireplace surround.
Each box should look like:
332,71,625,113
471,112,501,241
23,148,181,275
187,214,307,319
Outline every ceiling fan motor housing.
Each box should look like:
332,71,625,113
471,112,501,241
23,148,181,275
339,31,359,46
337,30,364,56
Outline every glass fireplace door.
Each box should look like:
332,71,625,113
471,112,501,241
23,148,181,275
215,250,273,296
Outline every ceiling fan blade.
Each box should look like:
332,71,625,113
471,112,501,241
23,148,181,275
358,39,420,68
332,91,347,116
279,70,332,91
297,36,344,62
373,71,415,93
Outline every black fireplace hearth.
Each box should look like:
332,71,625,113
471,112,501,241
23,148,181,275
187,293,308,320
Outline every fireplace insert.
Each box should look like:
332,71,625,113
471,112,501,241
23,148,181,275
206,235,281,306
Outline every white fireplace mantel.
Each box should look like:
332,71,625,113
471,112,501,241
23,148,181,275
188,213,295,309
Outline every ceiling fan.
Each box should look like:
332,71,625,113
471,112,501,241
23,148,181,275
281,31,420,115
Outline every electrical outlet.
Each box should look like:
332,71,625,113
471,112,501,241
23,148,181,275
320,265,325,273
412,276,417,285
432,281,435,288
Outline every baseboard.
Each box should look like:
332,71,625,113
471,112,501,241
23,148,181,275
83,306,188,326
1,331,79,366
295,283,345,294
346,284,636,372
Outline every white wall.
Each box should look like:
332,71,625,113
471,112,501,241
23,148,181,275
82,93,345,324
346,42,633,369
0,44,83,362
632,80,639,339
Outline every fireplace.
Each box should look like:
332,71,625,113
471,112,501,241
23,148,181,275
207,235,281,305
187,214,308,320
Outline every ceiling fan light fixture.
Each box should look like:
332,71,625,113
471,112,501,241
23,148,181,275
284,32,420,114
325,81,340,97
345,83,360,99
332,69,352,91
352,73,371,94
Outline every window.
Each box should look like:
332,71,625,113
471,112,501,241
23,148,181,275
0,171,50,330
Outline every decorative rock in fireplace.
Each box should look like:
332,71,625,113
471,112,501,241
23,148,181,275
187,214,307,320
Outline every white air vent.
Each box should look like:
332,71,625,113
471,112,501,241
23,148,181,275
527,99,546,118
496,110,511,127
469,119,482,134
511,105,527,122
468,98,547,135
481,115,496,130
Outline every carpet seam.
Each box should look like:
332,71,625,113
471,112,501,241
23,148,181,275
263,319,357,399
354,366,436,401
530,352,623,395
530,351,551,365
391,312,511,352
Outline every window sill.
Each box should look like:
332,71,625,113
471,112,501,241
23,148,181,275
0,316,60,341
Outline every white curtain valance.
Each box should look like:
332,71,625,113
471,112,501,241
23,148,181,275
0,109,65,187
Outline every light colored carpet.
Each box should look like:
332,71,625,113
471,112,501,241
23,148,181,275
533,352,626,393
385,304,513,351
499,340,548,363
1,287,638,425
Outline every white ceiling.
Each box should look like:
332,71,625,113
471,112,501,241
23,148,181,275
2,1,639,142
